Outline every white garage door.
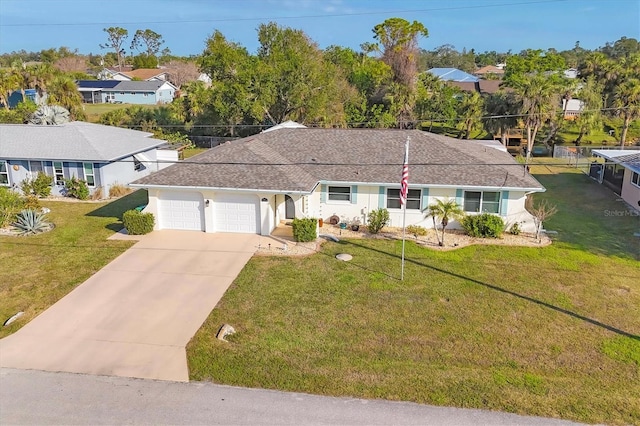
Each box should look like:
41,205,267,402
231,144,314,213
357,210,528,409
158,191,204,231
213,193,260,234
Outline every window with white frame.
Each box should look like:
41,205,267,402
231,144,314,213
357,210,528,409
83,163,95,187
53,161,64,185
632,171,640,188
387,188,421,210
328,186,351,202
464,191,500,214
28,161,43,173
0,161,9,186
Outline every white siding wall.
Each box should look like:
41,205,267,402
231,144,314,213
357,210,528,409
621,169,640,212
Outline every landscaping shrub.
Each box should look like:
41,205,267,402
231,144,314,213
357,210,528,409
122,209,155,235
509,222,522,235
23,195,41,210
12,209,52,236
91,186,104,200
461,213,505,238
20,172,53,198
0,187,24,228
367,208,390,234
109,183,132,198
406,224,428,238
64,176,89,200
291,218,318,242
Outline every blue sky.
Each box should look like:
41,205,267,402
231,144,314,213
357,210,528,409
0,0,638,56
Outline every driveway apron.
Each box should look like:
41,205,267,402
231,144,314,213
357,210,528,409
0,231,262,382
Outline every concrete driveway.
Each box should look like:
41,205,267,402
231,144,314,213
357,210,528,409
0,231,266,382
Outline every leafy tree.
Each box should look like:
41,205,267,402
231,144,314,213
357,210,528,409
131,29,164,57
100,27,128,71
0,101,37,123
372,18,428,86
425,198,463,247
132,54,158,69
613,77,640,146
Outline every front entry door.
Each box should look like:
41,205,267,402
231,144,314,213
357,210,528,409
285,195,295,219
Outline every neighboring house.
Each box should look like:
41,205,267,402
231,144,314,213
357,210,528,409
98,67,168,81
427,68,479,82
473,65,505,78
5,89,43,108
131,128,545,235
447,79,502,95
0,121,178,197
590,149,640,211
561,98,584,120
77,80,176,104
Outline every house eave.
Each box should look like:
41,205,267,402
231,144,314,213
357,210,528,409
319,180,544,192
129,183,314,195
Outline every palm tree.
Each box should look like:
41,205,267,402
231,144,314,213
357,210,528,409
613,77,640,146
482,91,520,146
574,76,604,145
47,75,86,120
0,69,21,110
457,91,483,139
510,73,558,166
425,198,464,247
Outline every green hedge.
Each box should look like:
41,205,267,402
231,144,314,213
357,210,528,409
292,218,318,242
461,213,504,238
122,209,155,235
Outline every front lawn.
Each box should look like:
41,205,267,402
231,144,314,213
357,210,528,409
187,165,640,425
0,190,148,338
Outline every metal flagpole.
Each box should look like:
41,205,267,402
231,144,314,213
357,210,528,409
400,137,410,281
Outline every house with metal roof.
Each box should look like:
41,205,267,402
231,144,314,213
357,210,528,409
427,68,479,82
0,122,177,197
590,149,640,211
76,80,176,105
131,128,545,235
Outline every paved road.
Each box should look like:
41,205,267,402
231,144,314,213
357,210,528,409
0,369,581,426
0,231,268,382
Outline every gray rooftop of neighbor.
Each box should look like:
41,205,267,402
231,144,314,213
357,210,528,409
0,121,167,161
133,128,544,193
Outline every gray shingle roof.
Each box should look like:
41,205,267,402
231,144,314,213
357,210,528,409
132,129,544,193
107,81,168,92
0,121,166,162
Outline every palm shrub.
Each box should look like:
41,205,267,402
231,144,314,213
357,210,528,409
64,176,90,200
20,172,53,198
367,208,390,234
461,213,505,238
122,209,155,235
425,198,464,246
12,209,52,235
291,218,318,242
0,187,24,228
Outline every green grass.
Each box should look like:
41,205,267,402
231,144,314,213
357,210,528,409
187,166,640,425
83,103,159,123
182,147,209,159
0,190,148,338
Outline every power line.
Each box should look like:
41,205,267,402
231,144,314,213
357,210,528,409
0,0,570,27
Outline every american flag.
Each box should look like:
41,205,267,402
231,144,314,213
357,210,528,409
400,138,409,206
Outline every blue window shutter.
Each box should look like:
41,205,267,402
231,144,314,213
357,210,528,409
456,189,463,207
500,191,509,215
320,184,327,203
351,185,358,204
421,188,429,210
378,186,385,209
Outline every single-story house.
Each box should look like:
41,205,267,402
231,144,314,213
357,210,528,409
130,128,545,234
0,121,178,197
77,80,176,104
561,98,584,120
590,149,640,211
447,79,503,95
474,65,505,78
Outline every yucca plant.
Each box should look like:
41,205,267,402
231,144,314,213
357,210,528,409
12,209,52,236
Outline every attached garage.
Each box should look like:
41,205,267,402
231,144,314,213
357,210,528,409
213,193,260,234
158,191,204,231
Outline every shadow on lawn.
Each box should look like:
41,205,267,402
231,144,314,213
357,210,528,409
531,166,639,260
337,238,640,341
85,190,148,232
